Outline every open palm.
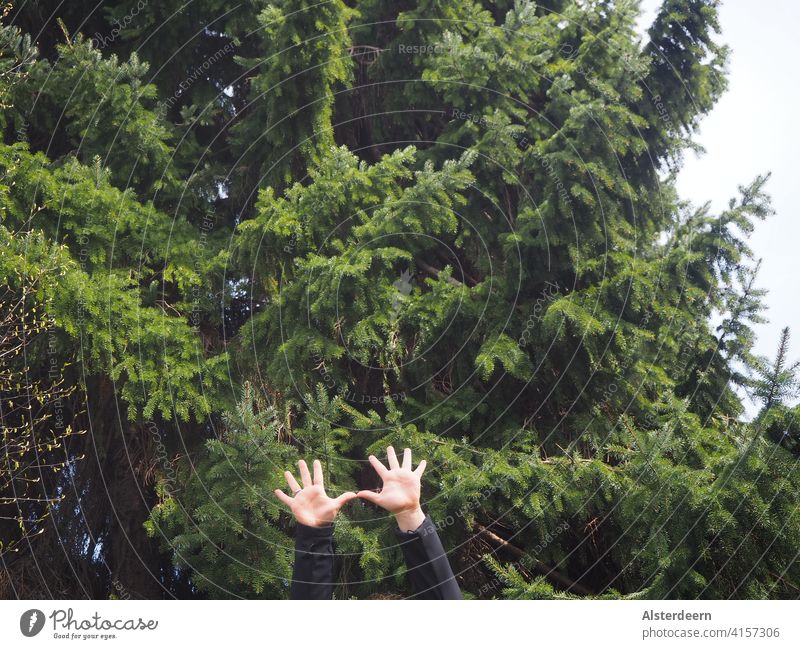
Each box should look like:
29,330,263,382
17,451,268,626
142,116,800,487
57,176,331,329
357,446,427,531
275,459,356,527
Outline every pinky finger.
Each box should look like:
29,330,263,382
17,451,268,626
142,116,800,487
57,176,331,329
274,489,293,507
413,459,427,477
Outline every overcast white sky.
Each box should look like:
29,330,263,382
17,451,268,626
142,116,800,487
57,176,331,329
637,0,800,412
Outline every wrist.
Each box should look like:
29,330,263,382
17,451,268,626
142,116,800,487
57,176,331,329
394,506,425,533
296,513,334,528
294,520,334,540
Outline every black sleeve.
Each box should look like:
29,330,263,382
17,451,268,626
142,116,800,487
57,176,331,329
394,514,462,599
289,522,336,600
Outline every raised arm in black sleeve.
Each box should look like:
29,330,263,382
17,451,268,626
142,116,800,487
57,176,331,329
394,514,462,599
289,522,336,599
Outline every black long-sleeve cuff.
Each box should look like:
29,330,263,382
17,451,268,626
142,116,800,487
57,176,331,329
290,522,335,599
394,515,462,599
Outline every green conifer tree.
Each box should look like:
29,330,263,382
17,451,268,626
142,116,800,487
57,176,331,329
3,0,798,599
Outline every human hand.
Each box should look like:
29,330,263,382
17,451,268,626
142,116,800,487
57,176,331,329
274,459,357,527
357,446,427,532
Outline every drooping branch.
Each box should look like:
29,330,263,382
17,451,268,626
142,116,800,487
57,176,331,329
416,259,465,287
475,524,593,596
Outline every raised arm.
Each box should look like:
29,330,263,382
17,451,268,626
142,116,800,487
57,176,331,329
275,459,356,599
358,446,462,599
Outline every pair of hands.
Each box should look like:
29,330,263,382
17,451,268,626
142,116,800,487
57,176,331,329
274,446,427,533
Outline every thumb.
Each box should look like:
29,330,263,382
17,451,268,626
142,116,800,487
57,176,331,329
356,489,382,506
334,491,358,508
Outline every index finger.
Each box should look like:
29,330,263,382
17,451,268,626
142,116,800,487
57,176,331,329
313,459,324,487
368,454,389,479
